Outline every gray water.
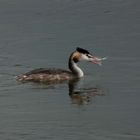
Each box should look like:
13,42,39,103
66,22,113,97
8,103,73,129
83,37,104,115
0,0,140,139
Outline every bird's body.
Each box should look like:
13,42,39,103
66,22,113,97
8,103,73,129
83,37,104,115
17,48,106,82
18,68,73,82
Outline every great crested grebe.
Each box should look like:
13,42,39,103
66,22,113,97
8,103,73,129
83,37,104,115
17,47,106,82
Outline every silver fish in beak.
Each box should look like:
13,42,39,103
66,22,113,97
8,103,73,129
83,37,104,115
89,55,107,66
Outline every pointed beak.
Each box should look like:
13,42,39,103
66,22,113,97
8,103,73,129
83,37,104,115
89,55,107,66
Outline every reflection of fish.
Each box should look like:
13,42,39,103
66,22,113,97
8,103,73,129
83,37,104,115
17,48,106,82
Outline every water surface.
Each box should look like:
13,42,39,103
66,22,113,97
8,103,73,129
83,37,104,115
0,0,140,140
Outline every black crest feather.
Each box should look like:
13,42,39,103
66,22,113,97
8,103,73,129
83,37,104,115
76,47,90,54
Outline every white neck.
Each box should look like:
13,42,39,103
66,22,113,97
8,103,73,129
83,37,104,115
69,61,84,78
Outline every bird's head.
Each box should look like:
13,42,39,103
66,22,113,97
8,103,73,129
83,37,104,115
71,47,106,65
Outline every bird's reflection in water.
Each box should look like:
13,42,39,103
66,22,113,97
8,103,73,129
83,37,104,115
69,79,104,105
25,78,105,105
